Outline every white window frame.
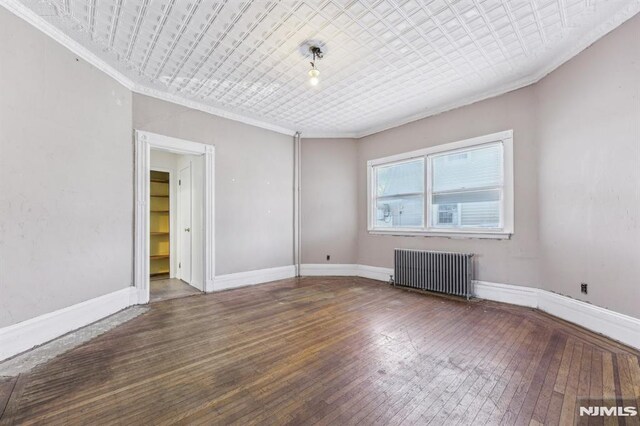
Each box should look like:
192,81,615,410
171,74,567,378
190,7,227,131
367,130,514,240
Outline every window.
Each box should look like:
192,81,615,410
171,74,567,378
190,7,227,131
374,158,424,229
430,143,503,229
367,130,514,239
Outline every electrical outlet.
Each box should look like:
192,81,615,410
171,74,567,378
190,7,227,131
326,255,330,261
581,283,588,294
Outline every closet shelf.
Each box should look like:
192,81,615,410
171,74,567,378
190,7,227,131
150,170,170,280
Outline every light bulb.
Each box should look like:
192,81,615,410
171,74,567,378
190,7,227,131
308,68,320,86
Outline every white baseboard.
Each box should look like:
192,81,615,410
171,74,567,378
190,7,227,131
473,280,539,308
0,287,137,361
300,264,393,282
213,265,296,291
474,280,640,350
537,290,640,350
356,265,394,282
4,272,635,364
300,264,359,277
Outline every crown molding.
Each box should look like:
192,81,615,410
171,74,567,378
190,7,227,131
0,0,297,137
350,1,640,139
299,131,361,139
2,0,639,140
0,0,135,90
132,83,297,136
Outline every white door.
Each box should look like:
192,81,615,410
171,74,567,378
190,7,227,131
178,164,192,284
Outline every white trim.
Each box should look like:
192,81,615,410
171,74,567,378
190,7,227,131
367,130,514,238
213,265,296,291
300,264,359,277
134,86,296,137
367,131,513,167
302,131,362,139
203,144,215,292
0,0,134,90
357,265,394,282
134,131,150,304
135,130,215,301
368,230,511,240
348,1,640,139
0,287,137,361
474,280,640,350
299,264,393,282
0,0,295,137
2,0,638,139
473,280,539,308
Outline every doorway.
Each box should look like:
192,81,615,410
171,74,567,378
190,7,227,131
148,149,204,302
134,131,215,305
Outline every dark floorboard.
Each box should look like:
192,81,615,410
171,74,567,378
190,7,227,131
1,277,638,425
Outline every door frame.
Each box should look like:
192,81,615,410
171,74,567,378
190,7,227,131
134,130,215,304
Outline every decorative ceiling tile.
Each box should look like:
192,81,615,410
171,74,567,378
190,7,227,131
2,0,638,137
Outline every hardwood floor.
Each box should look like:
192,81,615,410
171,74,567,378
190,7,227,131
150,278,201,303
1,277,638,425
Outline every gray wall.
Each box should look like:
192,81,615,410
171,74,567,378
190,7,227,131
301,138,358,264
356,86,541,288
0,8,133,327
536,13,640,318
351,13,640,318
133,94,293,275
2,4,637,329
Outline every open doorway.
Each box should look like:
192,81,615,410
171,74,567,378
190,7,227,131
148,150,205,302
134,131,215,305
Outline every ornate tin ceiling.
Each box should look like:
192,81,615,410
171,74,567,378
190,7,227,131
3,0,639,136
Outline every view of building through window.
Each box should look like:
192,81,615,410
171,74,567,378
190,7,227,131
375,158,424,228
372,142,504,231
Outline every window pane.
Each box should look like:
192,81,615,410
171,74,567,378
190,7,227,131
376,195,423,228
461,201,500,227
433,189,500,204
432,143,502,192
376,159,424,197
431,190,501,228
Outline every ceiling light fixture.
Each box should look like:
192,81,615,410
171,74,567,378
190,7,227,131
308,45,323,86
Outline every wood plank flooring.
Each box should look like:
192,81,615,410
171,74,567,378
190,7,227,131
1,277,638,425
150,278,202,303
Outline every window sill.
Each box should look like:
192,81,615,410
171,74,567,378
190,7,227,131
367,229,512,240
